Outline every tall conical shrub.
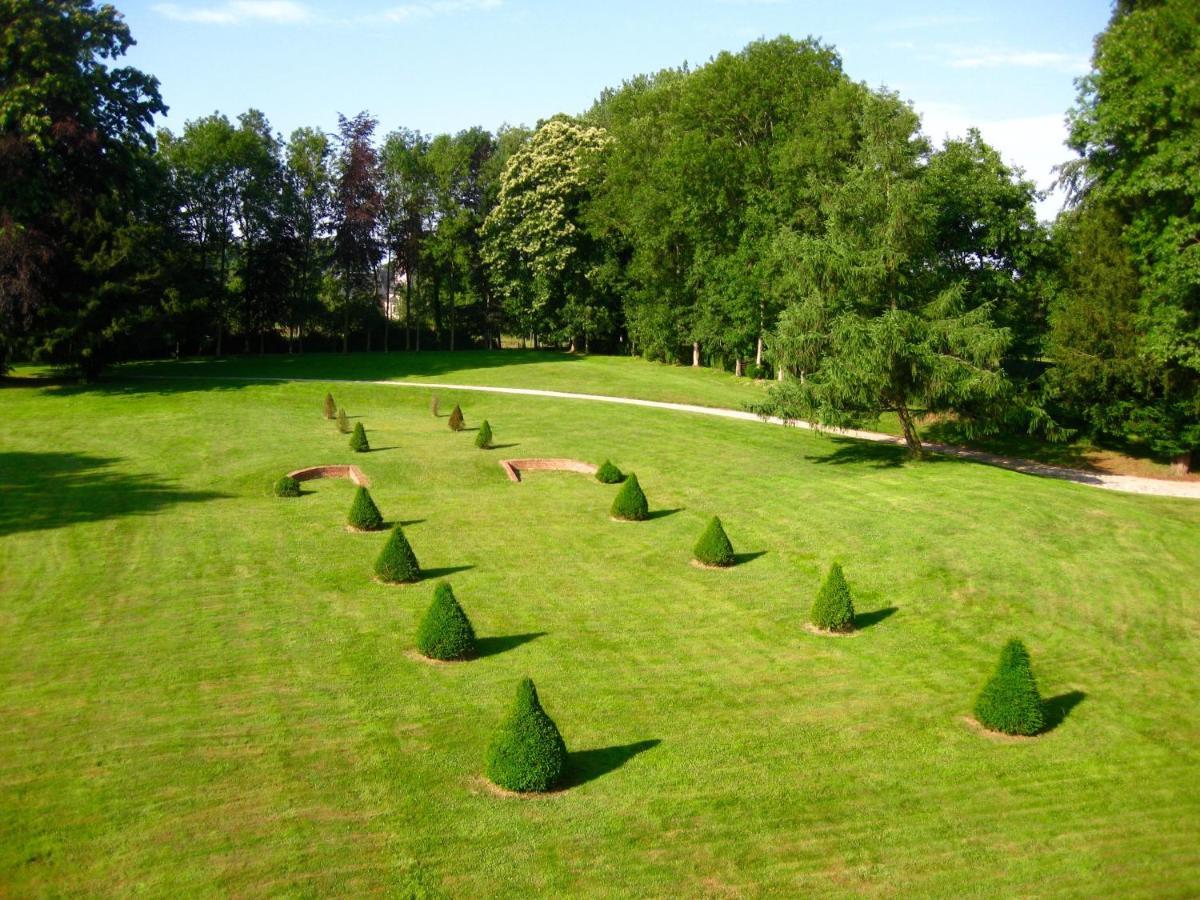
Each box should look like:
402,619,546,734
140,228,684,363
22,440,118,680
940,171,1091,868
274,475,301,497
430,394,439,417
336,407,350,434
323,393,336,419
475,420,493,449
693,516,735,567
595,460,623,484
974,639,1046,736
810,562,855,632
416,582,477,661
347,486,384,531
374,524,421,583
349,421,370,452
448,404,464,431
610,473,648,521
486,678,567,793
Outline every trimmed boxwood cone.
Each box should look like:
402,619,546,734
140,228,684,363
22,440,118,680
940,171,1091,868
610,473,648,521
349,421,370,452
486,677,567,793
416,581,477,660
595,460,623,484
374,524,421,583
475,420,493,449
336,408,351,434
274,475,301,497
811,562,855,632
323,393,336,419
347,486,384,531
974,639,1046,736
448,404,464,431
430,394,439,417
693,516,735,567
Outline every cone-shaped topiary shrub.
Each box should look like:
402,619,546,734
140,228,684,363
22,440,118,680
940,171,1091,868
475,420,493,449
595,460,623,484
610,472,648,521
416,581,477,661
347,486,384,531
974,639,1046,736
693,516,735,567
810,562,855,632
274,475,301,497
448,404,464,431
336,408,350,434
374,524,421,583
349,421,370,452
430,394,439,417
486,677,567,793
323,393,337,419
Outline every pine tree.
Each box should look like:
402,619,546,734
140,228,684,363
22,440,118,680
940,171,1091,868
610,473,648,521
475,420,493,449
486,677,567,793
323,393,337,420
347,486,384,531
274,475,301,497
349,421,370,452
810,562,855,632
595,460,623,484
448,404,465,431
693,516,735,567
336,408,350,434
374,524,421,583
416,582,477,661
974,639,1046,736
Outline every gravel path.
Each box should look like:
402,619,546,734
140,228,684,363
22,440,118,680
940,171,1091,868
126,374,1200,501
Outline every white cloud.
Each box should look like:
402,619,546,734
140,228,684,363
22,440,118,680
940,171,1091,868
945,48,1089,73
381,0,501,23
153,0,311,24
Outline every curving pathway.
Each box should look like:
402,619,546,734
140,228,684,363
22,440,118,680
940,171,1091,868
125,374,1200,500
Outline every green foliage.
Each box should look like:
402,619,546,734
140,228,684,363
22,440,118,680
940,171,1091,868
810,562,855,632
448,405,465,431
273,475,301,498
595,460,624,483
610,473,648,521
974,639,1046,736
323,393,336,419
374,525,421,583
692,516,735,567
347,486,384,531
416,582,477,661
336,408,350,434
475,420,493,449
349,421,369,452
485,678,567,793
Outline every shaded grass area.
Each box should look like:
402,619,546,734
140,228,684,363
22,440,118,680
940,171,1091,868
1,376,1199,895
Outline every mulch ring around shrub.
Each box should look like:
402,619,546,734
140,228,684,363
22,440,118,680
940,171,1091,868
802,623,861,638
689,559,733,571
961,716,1041,743
403,649,469,667
466,775,566,800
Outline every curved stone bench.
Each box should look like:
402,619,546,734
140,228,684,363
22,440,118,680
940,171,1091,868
499,458,597,483
287,465,370,487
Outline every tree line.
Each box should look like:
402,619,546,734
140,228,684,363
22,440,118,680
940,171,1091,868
1,0,1195,469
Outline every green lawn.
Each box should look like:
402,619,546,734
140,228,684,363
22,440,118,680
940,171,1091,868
2,359,1199,895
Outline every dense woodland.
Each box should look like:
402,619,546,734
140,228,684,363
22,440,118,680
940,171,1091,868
1,0,1196,468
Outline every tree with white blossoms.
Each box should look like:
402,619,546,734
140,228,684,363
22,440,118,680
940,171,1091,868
481,117,612,348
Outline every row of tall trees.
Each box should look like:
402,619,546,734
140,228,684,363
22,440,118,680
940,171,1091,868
1,0,1195,468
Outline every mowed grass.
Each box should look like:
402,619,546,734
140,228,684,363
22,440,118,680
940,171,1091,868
1,365,1199,896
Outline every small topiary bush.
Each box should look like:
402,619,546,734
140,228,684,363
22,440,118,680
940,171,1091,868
475,420,493,449
610,472,648,521
349,421,370,452
323,393,336,419
374,524,421,583
810,562,855,632
693,516,735,567
595,460,623,484
448,404,464,431
416,581,477,661
430,394,439,417
336,408,350,434
486,677,567,793
974,638,1046,736
347,486,384,531
274,475,301,497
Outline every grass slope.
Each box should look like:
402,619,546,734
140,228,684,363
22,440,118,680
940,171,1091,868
1,372,1199,895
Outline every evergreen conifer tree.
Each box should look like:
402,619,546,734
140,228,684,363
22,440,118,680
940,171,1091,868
810,562,855,632
374,524,421,583
323,393,337,419
448,404,465,431
610,473,649,521
349,421,370,452
693,516,735,567
347,486,384,531
416,582,477,660
430,395,439,417
595,460,623,484
974,639,1046,736
475,420,493,449
274,475,301,497
486,677,567,792
336,408,350,434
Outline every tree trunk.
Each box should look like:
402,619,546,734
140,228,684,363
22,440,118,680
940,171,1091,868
383,251,391,354
895,403,924,459
405,270,413,351
692,342,701,367
755,335,764,367
734,357,744,377
1171,449,1193,475
776,366,785,381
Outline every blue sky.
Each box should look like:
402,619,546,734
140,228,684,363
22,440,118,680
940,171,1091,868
117,0,1113,218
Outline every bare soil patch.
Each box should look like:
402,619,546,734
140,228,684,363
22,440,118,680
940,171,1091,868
803,623,860,638
961,715,1039,743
